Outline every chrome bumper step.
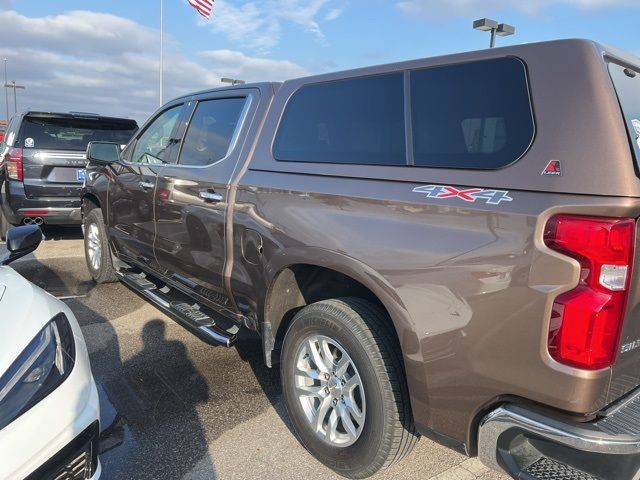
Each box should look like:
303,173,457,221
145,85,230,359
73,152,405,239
478,387,640,480
116,270,238,347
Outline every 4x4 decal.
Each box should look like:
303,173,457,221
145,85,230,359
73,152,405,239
412,185,513,205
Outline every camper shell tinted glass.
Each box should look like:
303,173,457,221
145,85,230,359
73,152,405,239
273,73,406,165
609,63,640,167
273,57,534,170
410,57,534,169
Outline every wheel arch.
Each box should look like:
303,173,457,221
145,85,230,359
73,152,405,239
81,192,101,213
261,248,420,371
81,170,110,221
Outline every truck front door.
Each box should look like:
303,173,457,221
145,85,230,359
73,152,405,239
108,104,184,269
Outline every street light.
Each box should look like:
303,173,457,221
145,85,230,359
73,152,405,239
473,18,515,48
221,77,245,85
4,81,25,115
3,59,8,121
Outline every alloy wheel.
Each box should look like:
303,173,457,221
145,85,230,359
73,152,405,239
86,222,102,271
294,334,366,447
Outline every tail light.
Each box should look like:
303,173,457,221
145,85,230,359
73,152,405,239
6,147,23,182
544,215,635,370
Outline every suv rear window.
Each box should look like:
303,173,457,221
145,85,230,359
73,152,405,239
609,63,640,166
410,57,534,169
273,73,406,165
20,117,137,151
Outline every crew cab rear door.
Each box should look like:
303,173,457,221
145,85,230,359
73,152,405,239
153,89,258,314
18,114,137,199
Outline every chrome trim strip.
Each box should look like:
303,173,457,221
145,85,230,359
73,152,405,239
17,207,79,213
33,152,86,160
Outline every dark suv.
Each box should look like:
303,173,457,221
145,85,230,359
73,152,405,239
83,40,640,479
0,111,137,239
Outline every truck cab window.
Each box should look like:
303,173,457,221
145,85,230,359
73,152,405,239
178,98,246,167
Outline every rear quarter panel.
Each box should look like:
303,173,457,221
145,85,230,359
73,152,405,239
232,170,640,447
230,40,640,448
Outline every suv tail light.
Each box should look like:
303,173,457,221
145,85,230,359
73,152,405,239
544,215,635,370
6,147,23,182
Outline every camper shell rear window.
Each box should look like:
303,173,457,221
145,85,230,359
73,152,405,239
609,63,640,168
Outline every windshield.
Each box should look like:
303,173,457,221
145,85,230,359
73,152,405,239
609,63,640,166
20,116,137,151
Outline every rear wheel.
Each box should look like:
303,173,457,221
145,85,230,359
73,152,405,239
281,298,419,479
84,208,117,283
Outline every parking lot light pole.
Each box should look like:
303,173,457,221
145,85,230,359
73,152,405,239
3,59,8,121
4,81,25,115
160,0,164,107
473,18,515,48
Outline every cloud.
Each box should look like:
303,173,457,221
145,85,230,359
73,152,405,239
199,50,309,79
0,10,159,55
396,0,640,18
0,10,308,124
207,0,340,52
324,8,343,21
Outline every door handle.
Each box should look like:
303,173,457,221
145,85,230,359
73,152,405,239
199,190,223,203
139,181,154,190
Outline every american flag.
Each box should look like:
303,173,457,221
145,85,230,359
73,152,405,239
188,0,214,19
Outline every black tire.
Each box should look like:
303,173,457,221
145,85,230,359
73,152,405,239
84,208,117,283
281,298,419,479
0,210,9,242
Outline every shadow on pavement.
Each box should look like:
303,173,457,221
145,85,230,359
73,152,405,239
9,226,313,479
235,336,294,436
99,319,215,480
41,225,84,241
10,250,216,480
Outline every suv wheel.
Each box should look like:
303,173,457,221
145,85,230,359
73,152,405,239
84,208,117,283
281,298,418,479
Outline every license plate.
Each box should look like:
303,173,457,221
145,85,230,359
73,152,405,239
76,169,86,182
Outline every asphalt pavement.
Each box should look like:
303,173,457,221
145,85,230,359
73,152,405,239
2,227,510,480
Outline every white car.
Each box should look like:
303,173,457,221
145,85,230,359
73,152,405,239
0,226,100,480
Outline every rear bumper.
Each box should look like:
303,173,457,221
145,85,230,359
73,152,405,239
478,390,640,479
1,180,81,225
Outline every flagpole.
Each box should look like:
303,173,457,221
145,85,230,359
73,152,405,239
160,0,164,107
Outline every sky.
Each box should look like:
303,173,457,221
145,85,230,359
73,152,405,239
0,0,639,123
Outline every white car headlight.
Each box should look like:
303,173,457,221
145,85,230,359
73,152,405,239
0,313,75,430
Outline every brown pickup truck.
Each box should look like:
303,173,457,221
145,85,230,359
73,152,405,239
81,39,640,480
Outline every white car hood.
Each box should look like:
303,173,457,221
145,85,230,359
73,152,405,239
0,266,64,377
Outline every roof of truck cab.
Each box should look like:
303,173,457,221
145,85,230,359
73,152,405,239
172,82,282,102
